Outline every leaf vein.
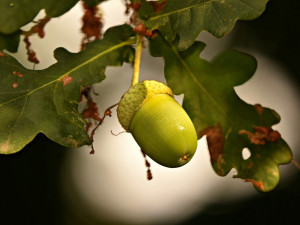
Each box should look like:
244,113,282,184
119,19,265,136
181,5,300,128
169,41,234,126
53,81,60,115
210,1,226,28
148,0,210,22
0,39,134,108
238,0,261,12
8,95,29,139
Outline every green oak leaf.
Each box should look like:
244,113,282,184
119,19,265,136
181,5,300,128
140,0,269,50
0,25,135,154
84,0,107,7
149,34,292,192
0,0,79,34
0,30,21,52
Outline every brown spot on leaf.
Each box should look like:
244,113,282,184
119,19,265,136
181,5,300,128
244,179,265,191
1,138,10,153
254,104,264,114
12,82,18,88
215,155,226,175
149,0,168,13
61,75,74,86
199,124,223,164
248,161,254,169
0,51,6,58
13,71,24,77
239,126,281,145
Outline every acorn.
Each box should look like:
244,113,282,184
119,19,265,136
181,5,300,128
117,80,198,168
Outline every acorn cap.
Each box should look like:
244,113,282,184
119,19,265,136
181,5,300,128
117,80,174,131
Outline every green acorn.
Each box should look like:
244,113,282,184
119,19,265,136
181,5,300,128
117,80,198,168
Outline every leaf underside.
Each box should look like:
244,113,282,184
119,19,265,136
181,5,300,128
140,0,269,50
150,34,292,192
0,25,135,154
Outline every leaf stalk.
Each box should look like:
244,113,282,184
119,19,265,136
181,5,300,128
131,34,143,87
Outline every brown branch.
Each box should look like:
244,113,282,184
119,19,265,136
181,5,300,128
140,149,153,180
110,130,126,136
80,1,103,49
292,158,300,170
90,103,119,154
23,16,51,64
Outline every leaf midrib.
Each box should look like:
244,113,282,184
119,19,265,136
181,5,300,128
147,0,261,22
0,39,135,107
168,41,234,127
146,0,210,22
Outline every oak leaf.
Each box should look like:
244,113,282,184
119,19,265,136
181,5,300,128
140,0,269,50
0,25,135,154
150,34,292,191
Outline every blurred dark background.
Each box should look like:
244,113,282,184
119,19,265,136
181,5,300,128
0,134,66,225
1,0,299,224
231,0,300,84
